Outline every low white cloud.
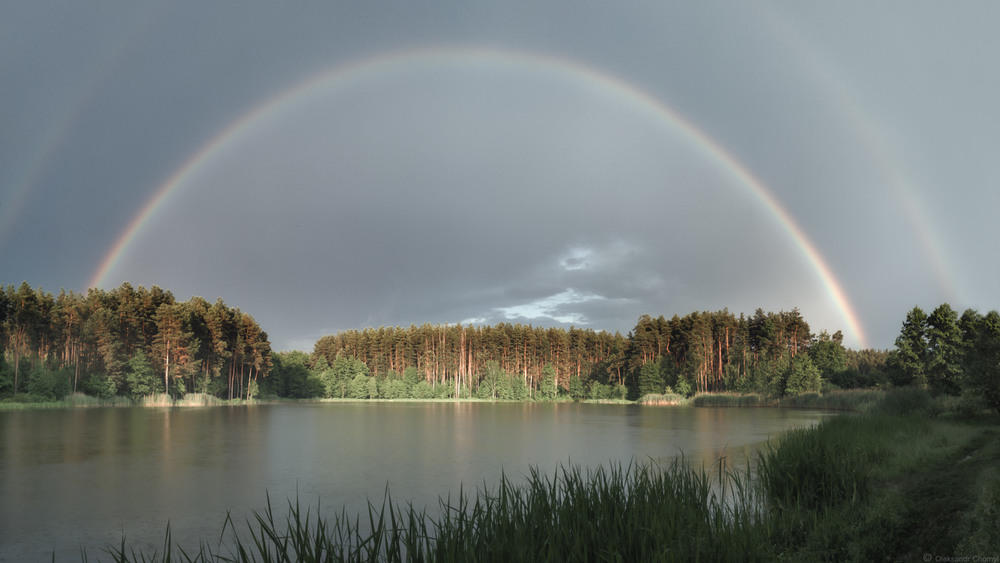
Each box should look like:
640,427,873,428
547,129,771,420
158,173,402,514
496,288,607,324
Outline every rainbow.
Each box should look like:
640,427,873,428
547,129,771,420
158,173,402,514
89,46,868,347
758,7,958,303
1,3,166,251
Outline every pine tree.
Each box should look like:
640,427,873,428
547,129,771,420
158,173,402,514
888,306,928,387
926,303,963,395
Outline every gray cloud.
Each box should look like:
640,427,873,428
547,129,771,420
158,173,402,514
4,1,998,350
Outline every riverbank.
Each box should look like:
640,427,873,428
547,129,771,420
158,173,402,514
0,392,256,409
0,387,887,411
90,395,999,561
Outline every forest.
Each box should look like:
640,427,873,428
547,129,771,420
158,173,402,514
1,281,998,412
0,282,270,402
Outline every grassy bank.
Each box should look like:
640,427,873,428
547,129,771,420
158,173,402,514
691,387,894,412
761,413,1000,560
92,404,999,562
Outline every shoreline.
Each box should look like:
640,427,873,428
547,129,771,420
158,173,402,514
0,388,892,411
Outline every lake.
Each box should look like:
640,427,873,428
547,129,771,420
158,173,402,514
0,402,827,561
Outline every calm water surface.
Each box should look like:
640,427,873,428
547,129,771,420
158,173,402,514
0,402,827,560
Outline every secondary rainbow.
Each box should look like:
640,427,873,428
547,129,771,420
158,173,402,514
89,46,868,347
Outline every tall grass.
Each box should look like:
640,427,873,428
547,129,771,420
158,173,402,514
755,414,908,510
139,393,175,407
637,392,688,405
101,459,772,563
691,392,767,407
690,389,890,412
176,393,229,407
0,392,135,409
773,388,885,412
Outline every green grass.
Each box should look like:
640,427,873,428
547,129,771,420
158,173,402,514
0,392,135,409
761,413,1000,561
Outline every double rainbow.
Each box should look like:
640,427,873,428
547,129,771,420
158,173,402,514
88,47,868,347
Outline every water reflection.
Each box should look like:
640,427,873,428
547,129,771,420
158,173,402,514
0,403,826,561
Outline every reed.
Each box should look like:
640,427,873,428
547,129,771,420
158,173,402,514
176,393,228,407
100,459,773,563
690,392,767,408
139,393,175,407
637,393,688,405
755,414,901,510
773,388,885,412
0,392,135,409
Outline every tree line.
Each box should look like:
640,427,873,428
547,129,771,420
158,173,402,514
282,308,888,401
0,282,271,401
886,303,1000,413
6,280,997,410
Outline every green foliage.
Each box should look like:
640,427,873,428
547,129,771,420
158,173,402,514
411,380,436,399
349,374,371,399
0,283,271,403
402,367,421,392
382,378,409,399
888,306,928,387
0,357,11,395
746,357,789,397
926,303,964,395
25,366,70,400
783,353,822,396
246,378,260,400
673,372,693,397
435,381,454,399
588,381,611,400
271,351,323,399
567,374,585,400
332,357,369,399
538,364,558,401
124,350,159,399
14,279,997,407
476,361,507,400
841,348,890,389
875,386,936,416
85,371,117,400
476,363,528,401
962,310,1000,415
808,331,848,385
637,362,664,398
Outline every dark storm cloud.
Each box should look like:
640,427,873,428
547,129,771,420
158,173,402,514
5,1,999,350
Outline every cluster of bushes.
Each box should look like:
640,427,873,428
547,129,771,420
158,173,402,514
267,352,628,402
0,359,72,403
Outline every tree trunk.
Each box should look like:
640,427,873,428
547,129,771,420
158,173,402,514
164,338,170,397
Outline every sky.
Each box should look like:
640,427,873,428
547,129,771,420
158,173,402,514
3,1,999,352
